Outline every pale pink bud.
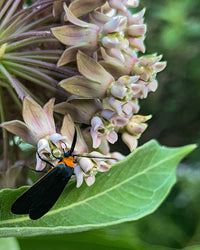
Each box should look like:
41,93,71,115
122,132,138,151
79,158,94,173
103,16,127,34
110,85,127,99
74,165,84,188
127,24,147,37
102,36,121,49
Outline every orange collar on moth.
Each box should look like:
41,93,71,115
57,156,74,168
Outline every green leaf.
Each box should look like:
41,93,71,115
0,238,20,250
17,223,176,250
0,140,196,237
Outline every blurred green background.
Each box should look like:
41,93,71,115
8,0,200,249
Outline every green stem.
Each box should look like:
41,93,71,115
4,51,61,62
3,60,58,85
0,0,21,28
0,0,13,22
2,0,55,30
6,65,61,93
0,14,24,40
19,14,53,34
12,2,54,32
4,37,57,52
0,31,53,45
0,0,5,10
0,63,26,99
0,86,8,170
2,55,75,75
0,80,8,87
8,50,63,56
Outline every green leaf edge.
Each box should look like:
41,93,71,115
0,140,196,238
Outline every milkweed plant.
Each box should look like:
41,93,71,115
0,0,195,231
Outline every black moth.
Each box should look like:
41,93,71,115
11,129,77,220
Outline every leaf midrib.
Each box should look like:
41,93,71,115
0,148,183,226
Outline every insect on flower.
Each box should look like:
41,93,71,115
11,128,78,220
11,128,115,220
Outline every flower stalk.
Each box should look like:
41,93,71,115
0,0,166,189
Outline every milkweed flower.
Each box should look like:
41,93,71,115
0,0,167,188
0,97,87,170
53,1,166,153
51,2,146,66
74,151,125,187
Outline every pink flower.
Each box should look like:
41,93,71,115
1,97,87,170
74,151,112,187
122,114,152,151
1,97,56,146
90,116,118,148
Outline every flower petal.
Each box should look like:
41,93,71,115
106,131,118,144
85,175,95,186
54,99,102,125
0,120,36,145
79,158,94,172
57,45,89,66
64,3,92,27
59,76,105,98
61,114,75,146
77,51,114,87
103,16,127,34
91,116,103,131
37,138,51,153
23,97,53,140
122,132,138,151
129,37,145,53
43,98,56,135
127,24,146,37
52,25,98,46
69,0,107,18
91,130,101,148
36,154,46,171
74,165,84,188
89,11,110,27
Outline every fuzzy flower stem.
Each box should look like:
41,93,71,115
20,15,54,34
3,37,56,51
0,86,8,170
7,50,63,58
0,0,21,27
4,64,60,92
14,8,52,31
3,60,58,85
2,55,74,75
0,63,28,99
0,0,18,21
1,0,56,29
0,31,53,45
0,15,22,39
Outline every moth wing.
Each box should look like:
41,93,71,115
11,165,73,220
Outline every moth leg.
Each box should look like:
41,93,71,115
51,150,62,161
37,152,55,168
26,166,47,173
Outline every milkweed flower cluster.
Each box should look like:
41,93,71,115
0,0,166,188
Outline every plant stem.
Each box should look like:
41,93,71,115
4,37,57,51
0,31,53,45
0,63,26,99
0,0,21,27
3,60,58,85
2,55,76,75
0,86,8,170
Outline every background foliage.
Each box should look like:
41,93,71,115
1,0,200,249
